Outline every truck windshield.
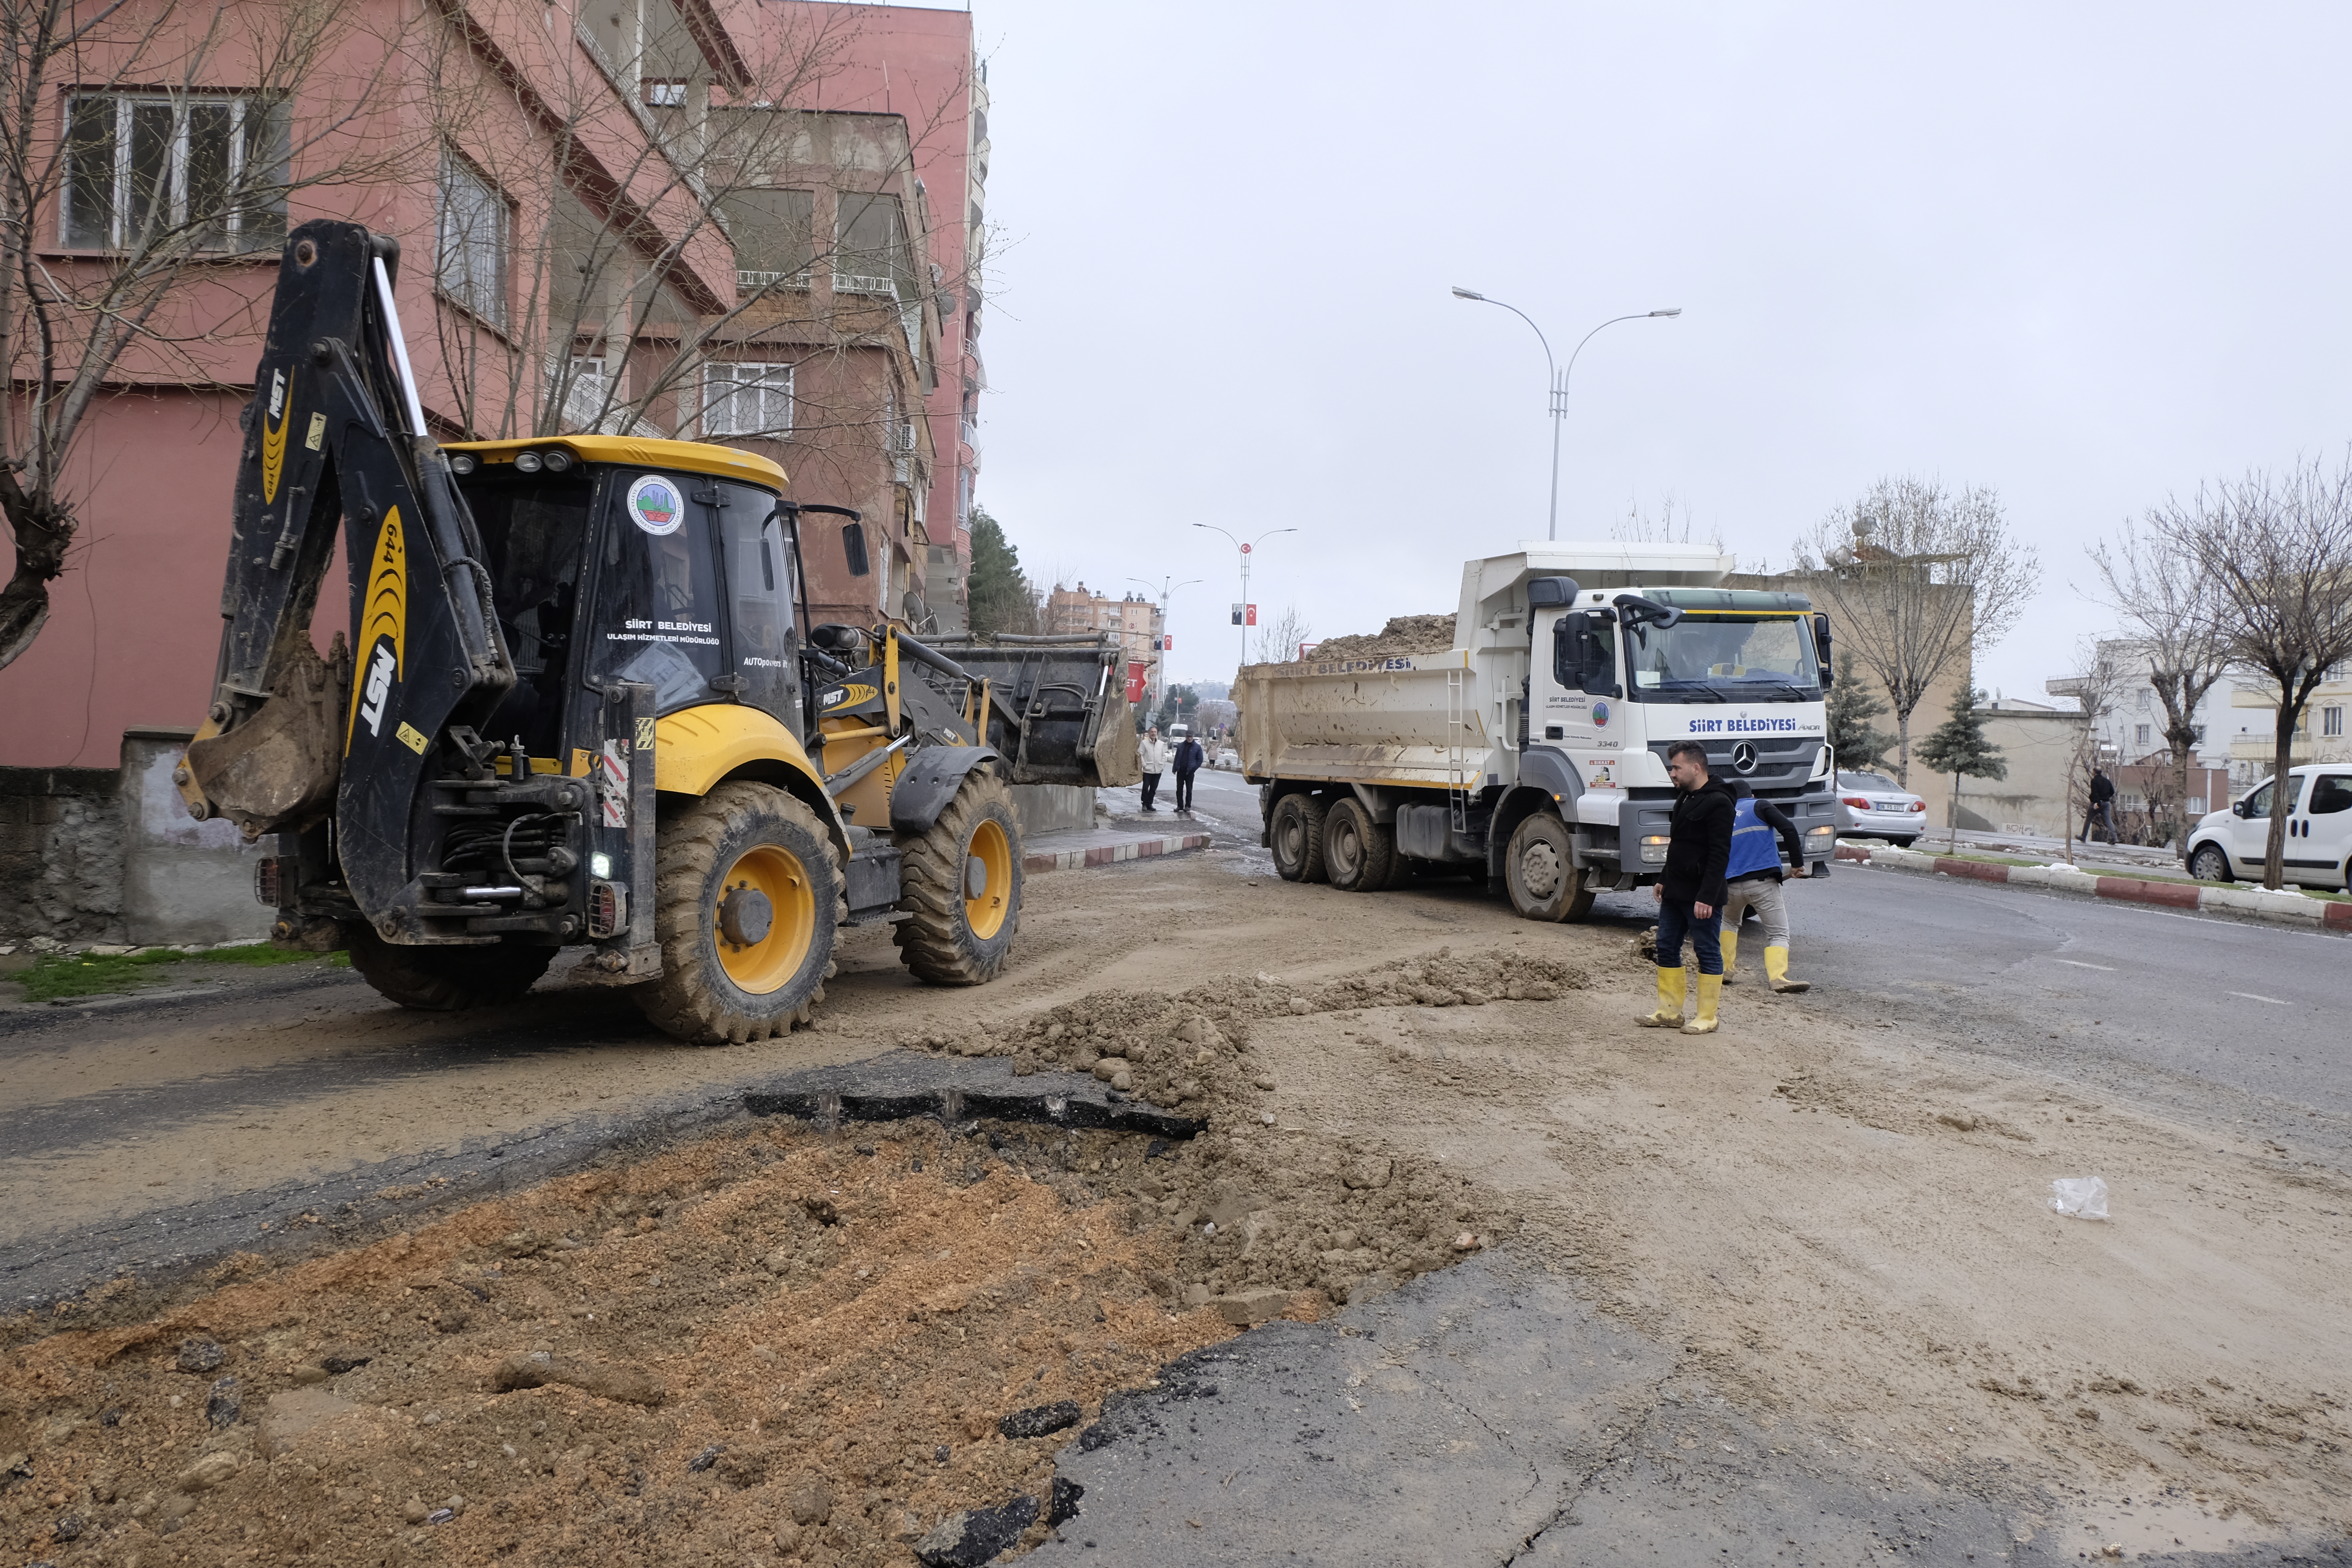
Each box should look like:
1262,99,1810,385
1624,613,1820,703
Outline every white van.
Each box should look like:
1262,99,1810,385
2185,768,2352,888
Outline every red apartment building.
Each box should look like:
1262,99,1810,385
0,0,987,768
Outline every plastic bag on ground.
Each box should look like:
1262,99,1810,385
2050,1176,2109,1220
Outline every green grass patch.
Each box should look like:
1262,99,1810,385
15,943,346,1003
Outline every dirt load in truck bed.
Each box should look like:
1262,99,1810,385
1305,613,1455,662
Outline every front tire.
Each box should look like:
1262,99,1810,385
1505,812,1594,922
2188,842,2232,883
638,782,841,1045
895,768,1023,985
349,932,554,1011
1322,798,1396,892
1269,793,1329,883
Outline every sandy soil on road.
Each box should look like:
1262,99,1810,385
8,847,2352,1556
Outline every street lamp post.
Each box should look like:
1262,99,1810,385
1192,524,1296,676
1450,288,1682,541
1127,574,1201,720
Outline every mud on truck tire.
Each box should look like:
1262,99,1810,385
894,767,1023,985
1270,792,1330,883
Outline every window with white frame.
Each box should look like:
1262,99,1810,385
702,362,792,438
62,92,288,251
2327,706,2345,738
2134,723,2150,747
436,149,510,329
558,356,611,430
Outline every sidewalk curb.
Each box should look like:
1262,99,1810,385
1023,832,1211,875
1836,842,2352,931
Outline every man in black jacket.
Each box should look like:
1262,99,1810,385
1172,734,1205,811
1639,740,1735,1034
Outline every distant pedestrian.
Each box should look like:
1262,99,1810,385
1172,734,1205,811
1138,727,1170,811
2084,768,2116,845
1638,741,1734,1035
1719,779,1811,993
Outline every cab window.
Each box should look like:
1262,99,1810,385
466,474,593,755
715,482,799,723
592,471,724,713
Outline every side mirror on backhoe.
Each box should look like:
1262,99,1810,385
842,521,870,577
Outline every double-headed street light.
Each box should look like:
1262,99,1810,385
1451,288,1682,540
1192,524,1296,675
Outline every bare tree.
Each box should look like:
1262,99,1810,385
1609,491,1723,551
2085,514,2235,857
1253,604,1311,663
0,0,424,670
2150,455,2352,890
1790,477,2038,786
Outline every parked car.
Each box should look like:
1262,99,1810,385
2184,767,2352,888
1834,770,1928,846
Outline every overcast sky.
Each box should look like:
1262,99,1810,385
963,1,2352,700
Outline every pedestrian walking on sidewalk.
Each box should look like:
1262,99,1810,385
1638,741,1735,1035
2083,768,2117,845
1720,779,1811,993
1137,727,1170,811
1172,734,1205,811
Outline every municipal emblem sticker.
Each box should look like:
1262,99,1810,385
1591,700,1610,729
627,474,683,536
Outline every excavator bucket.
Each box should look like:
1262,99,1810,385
928,634,1141,787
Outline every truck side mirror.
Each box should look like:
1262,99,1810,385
1813,612,1833,687
842,521,870,577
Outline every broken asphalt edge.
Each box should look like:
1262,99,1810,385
1837,842,2352,934
0,1051,1201,1324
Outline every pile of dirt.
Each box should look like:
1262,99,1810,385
1306,612,1456,661
0,1125,1261,1568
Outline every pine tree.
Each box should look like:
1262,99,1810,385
1824,651,1898,774
1916,683,2008,849
966,508,1037,635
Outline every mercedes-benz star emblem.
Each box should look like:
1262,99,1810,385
1730,741,1758,774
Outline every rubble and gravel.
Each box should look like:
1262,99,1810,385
1302,612,1457,661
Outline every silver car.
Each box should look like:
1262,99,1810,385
1835,770,1927,846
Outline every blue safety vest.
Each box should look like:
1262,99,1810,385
1725,797,1783,880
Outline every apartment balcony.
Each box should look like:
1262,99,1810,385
738,270,811,293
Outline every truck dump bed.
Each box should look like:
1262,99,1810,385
1236,650,1490,790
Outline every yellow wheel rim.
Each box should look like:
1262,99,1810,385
714,844,817,995
963,817,1013,941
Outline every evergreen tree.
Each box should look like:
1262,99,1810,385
1916,683,2008,849
1824,651,1898,773
966,508,1037,634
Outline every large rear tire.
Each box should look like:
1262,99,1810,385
1505,811,1594,922
637,781,841,1045
1269,793,1329,883
1323,797,1397,892
349,932,554,1010
894,767,1023,985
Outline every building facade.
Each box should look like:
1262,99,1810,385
1046,584,1164,691
0,0,986,766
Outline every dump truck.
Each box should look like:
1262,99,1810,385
173,220,1134,1042
1236,544,1839,919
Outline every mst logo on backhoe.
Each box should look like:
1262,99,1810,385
261,369,290,504
346,507,408,752
821,682,878,710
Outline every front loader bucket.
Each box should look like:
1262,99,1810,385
929,634,1140,787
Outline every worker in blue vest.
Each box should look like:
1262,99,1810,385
1720,780,1812,993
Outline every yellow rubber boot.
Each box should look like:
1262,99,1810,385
1765,945,1810,993
1637,967,1687,1027
1682,972,1722,1034
1719,929,1740,985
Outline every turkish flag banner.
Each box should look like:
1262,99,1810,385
1125,662,1148,703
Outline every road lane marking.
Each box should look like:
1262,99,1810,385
2051,959,2115,970
2228,991,2292,1006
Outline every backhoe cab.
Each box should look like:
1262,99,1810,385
176,220,1136,1043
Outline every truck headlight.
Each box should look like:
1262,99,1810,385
1639,835,1670,864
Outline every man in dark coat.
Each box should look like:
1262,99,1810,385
1638,740,1735,1035
1172,734,1205,811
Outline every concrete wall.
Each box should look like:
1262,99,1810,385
118,730,273,946
1008,784,1095,836
1915,708,2086,839
0,729,272,946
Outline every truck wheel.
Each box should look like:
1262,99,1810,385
348,932,554,1010
638,782,841,1045
1270,794,1329,882
1505,812,1594,922
1323,798,1397,892
895,767,1023,985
